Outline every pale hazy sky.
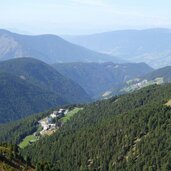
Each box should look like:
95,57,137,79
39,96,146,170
1,0,171,35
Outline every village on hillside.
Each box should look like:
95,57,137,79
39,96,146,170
19,107,83,148
38,108,69,136
122,77,164,92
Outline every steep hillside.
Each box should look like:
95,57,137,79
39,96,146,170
117,66,171,95
144,66,171,82
0,72,66,123
0,58,91,104
0,144,34,171
53,62,153,99
63,28,171,68
0,29,123,64
19,84,171,171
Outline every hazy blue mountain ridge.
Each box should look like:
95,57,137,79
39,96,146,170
0,29,123,64
63,28,171,68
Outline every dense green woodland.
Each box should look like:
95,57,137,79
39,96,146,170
0,143,34,170
0,58,91,123
53,62,152,99
0,104,78,144
0,72,67,123
0,57,90,104
0,84,169,170
0,112,43,144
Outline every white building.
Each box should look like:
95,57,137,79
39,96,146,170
50,113,57,118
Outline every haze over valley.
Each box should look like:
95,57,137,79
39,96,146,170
63,28,171,68
0,1,171,171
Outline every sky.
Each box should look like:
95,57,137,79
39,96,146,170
1,0,171,35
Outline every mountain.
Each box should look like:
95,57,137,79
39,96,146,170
0,29,123,64
0,58,91,123
144,66,171,82
117,66,171,95
0,72,66,123
63,28,171,68
12,84,171,171
0,58,91,104
52,62,153,99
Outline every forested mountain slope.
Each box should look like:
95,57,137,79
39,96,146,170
53,62,153,99
0,143,34,171
0,72,66,123
20,84,171,171
0,58,91,104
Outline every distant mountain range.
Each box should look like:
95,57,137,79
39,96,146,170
53,62,153,99
0,58,90,123
0,29,123,64
63,28,171,68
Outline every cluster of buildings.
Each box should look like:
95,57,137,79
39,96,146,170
124,77,164,93
50,108,68,119
130,80,149,90
38,108,68,135
123,79,151,92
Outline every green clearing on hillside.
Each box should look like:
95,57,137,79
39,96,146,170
60,107,83,123
19,108,83,149
19,135,38,149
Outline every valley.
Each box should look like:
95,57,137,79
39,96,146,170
53,62,153,99
0,38,170,170
0,29,170,171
